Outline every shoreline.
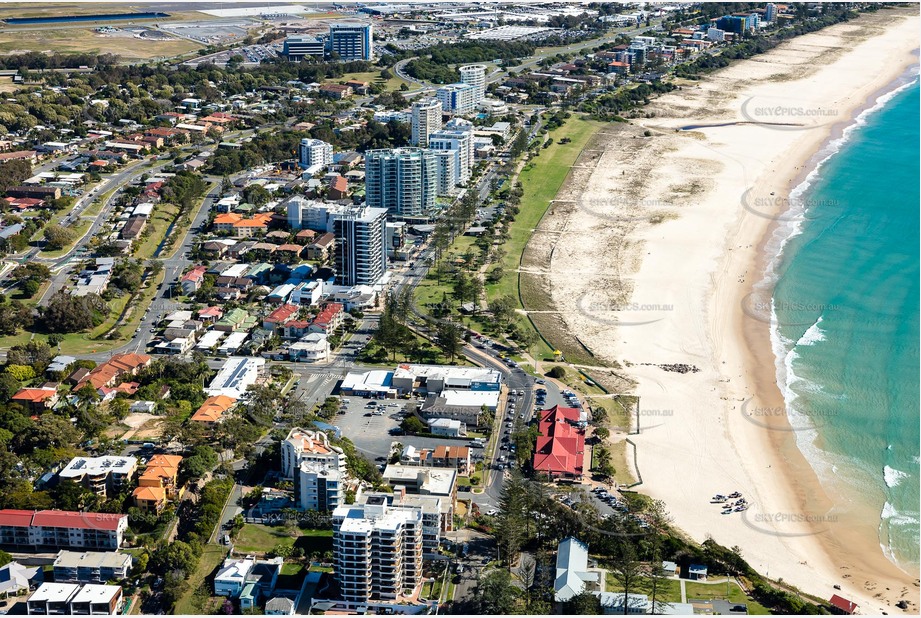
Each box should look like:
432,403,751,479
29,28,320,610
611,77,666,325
544,8,920,614
737,60,921,608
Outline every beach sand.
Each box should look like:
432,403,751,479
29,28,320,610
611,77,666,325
544,9,920,613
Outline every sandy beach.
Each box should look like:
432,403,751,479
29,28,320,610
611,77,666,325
542,9,920,613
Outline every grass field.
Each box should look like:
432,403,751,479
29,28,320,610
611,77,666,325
486,117,602,360
134,202,180,260
173,544,227,615
338,70,409,92
604,574,682,603
685,581,771,614
0,27,202,59
234,524,333,556
38,219,92,259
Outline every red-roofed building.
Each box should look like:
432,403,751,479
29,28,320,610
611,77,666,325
282,320,311,340
11,387,59,413
3,196,45,211
308,303,344,335
198,306,224,323
829,595,858,615
532,405,585,481
76,353,151,392
608,61,630,75
263,304,300,332
328,175,350,200
0,509,127,550
181,265,208,295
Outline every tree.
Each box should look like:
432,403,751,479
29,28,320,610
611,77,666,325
612,543,641,615
43,224,75,251
5,364,35,382
0,299,32,335
41,292,107,333
594,426,610,441
435,320,463,363
401,415,426,435
472,568,519,615
565,590,602,614
547,366,566,379
0,549,12,568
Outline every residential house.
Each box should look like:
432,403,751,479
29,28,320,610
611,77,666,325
75,353,151,392
319,84,353,100
305,232,335,262
11,386,59,413
263,304,300,332
328,175,350,200
190,395,238,426
180,266,208,295
214,556,282,611
294,229,317,245
553,537,601,602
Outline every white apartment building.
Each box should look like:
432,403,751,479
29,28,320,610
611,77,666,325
410,98,442,148
433,149,459,196
285,196,347,232
332,496,424,603
281,428,347,479
364,148,437,219
436,83,478,114
298,138,333,169
332,205,388,287
282,428,348,512
429,128,473,183
58,456,138,499
458,64,487,103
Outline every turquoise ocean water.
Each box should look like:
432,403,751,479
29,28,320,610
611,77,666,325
766,77,920,569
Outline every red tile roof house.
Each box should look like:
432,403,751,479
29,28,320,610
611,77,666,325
198,306,224,323
829,595,858,615
181,265,208,295
308,303,344,335
0,509,128,551
4,197,45,211
328,175,350,200
11,386,59,413
76,353,151,392
532,405,585,481
263,304,300,332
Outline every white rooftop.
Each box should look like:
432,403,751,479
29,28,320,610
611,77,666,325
70,584,121,604
59,456,137,479
206,356,265,399
29,583,80,603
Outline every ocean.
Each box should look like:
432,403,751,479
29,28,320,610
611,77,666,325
766,76,920,570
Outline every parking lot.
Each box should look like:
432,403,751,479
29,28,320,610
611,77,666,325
331,395,486,465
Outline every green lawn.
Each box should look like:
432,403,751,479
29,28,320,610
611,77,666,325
38,218,92,258
134,202,181,260
604,574,683,604
339,70,409,92
173,544,227,615
486,117,602,359
233,524,333,556
684,580,771,615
